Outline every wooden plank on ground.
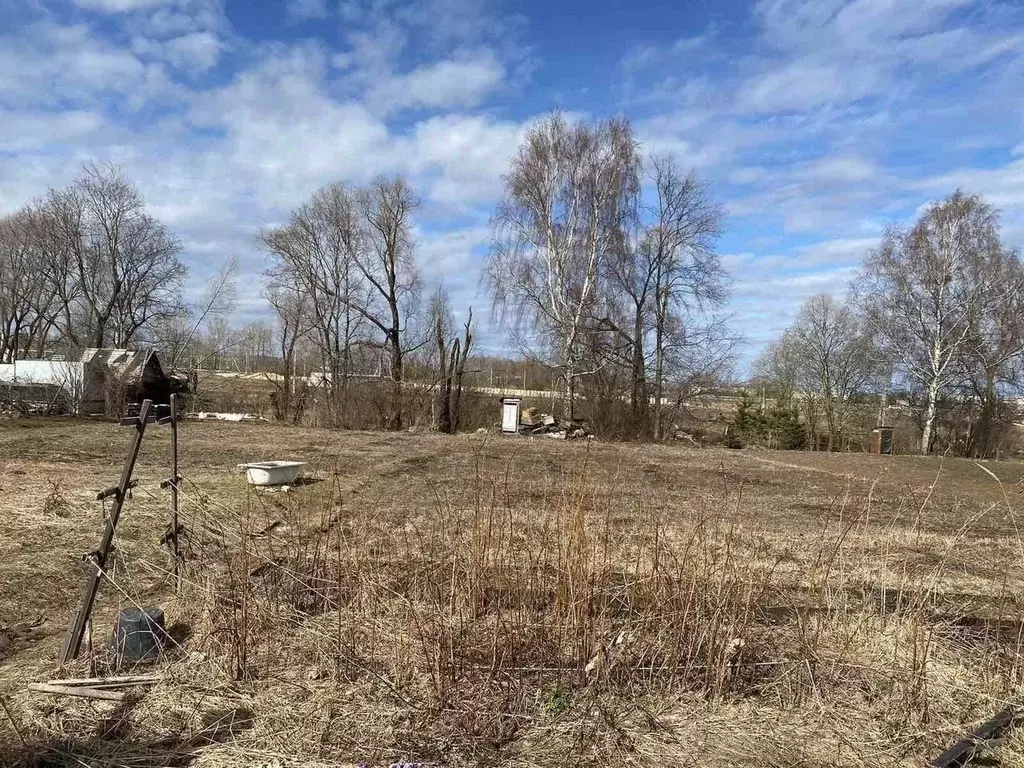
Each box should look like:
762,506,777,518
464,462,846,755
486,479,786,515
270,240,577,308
45,675,160,688
28,683,125,702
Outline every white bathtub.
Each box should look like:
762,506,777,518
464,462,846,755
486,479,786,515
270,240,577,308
237,461,308,486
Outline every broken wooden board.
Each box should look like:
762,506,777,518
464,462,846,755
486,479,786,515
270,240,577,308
28,683,125,702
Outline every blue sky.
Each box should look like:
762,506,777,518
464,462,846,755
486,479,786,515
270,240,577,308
2,0,1023,367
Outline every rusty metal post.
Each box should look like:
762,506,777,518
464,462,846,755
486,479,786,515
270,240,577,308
169,393,181,588
60,399,153,664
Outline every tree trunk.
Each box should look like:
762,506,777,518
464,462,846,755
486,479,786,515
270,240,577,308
342,264,352,394
920,377,941,454
653,299,666,441
969,373,998,458
823,395,839,451
278,362,292,421
387,331,403,430
447,310,472,434
630,307,647,434
450,344,465,433
564,367,575,422
328,350,344,428
434,322,451,433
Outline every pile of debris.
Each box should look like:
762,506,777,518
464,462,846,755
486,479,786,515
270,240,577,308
188,411,267,422
519,406,593,440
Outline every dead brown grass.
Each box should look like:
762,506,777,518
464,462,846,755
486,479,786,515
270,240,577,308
2,419,1024,766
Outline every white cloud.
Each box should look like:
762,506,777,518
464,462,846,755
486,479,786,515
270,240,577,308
754,0,972,53
393,0,518,47
70,44,146,86
736,61,879,113
165,31,222,71
331,21,408,73
0,21,186,109
72,0,172,12
401,114,525,206
367,51,505,113
795,237,878,266
796,155,880,185
0,110,106,153
736,0,1023,117
286,0,331,21
141,2,228,37
913,158,1024,210
188,45,394,203
730,264,861,345
636,108,782,170
415,225,491,288
730,167,767,185
133,30,223,73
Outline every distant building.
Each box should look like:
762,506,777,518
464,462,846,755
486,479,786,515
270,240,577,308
0,358,85,413
0,348,176,415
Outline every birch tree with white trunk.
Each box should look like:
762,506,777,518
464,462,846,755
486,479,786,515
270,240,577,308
860,190,1004,454
486,112,640,419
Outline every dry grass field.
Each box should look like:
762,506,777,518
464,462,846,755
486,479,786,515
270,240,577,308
2,418,1024,766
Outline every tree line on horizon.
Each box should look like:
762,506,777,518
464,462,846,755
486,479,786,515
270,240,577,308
1,113,1020,454
750,190,1024,458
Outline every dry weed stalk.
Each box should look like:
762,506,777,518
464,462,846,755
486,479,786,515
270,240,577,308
8,446,1024,767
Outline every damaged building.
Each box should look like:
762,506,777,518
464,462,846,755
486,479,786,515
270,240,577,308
0,348,182,415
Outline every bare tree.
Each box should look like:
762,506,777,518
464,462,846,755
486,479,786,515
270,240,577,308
600,157,728,437
644,157,727,439
265,271,312,423
164,256,239,370
753,334,801,409
355,176,420,430
959,245,1024,457
487,112,640,420
783,294,878,450
860,191,1006,454
42,163,187,350
0,210,60,361
261,183,367,425
262,177,419,429
429,285,473,433
237,321,274,374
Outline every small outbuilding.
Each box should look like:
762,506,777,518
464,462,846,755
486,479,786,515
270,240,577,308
869,426,894,455
80,348,175,414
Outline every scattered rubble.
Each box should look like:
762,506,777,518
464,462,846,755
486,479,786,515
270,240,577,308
0,400,63,417
673,430,700,446
518,406,593,439
189,411,266,422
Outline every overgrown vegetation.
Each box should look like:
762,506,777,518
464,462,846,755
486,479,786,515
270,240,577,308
2,423,1023,766
730,392,806,449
